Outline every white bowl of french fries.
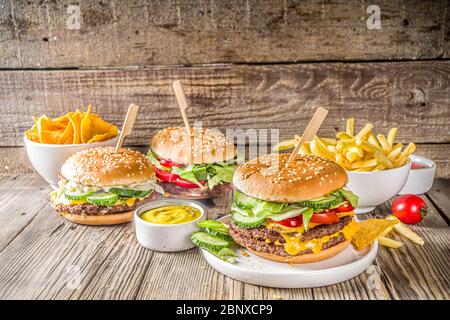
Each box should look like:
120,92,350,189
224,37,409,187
275,118,416,214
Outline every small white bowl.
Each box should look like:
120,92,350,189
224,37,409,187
399,155,436,195
134,200,206,252
346,160,411,214
24,134,119,189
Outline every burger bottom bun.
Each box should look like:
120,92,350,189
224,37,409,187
247,239,351,264
60,210,133,225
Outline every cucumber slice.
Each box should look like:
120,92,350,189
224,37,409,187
64,191,94,201
133,190,152,198
109,188,152,198
109,188,136,197
191,232,229,252
86,192,119,206
231,211,267,228
298,194,343,209
204,228,234,243
267,206,308,221
198,220,229,234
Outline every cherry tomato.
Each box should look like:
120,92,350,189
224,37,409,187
391,194,429,224
154,167,178,183
159,158,183,168
173,177,205,189
310,212,339,224
335,203,354,213
274,216,303,227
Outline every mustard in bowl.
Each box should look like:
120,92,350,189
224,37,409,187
134,200,206,252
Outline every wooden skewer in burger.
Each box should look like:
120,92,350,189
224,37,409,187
229,108,360,263
51,104,160,225
147,81,237,199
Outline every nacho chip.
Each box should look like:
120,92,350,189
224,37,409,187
37,116,67,144
81,105,118,144
352,219,398,250
68,110,83,144
24,105,118,145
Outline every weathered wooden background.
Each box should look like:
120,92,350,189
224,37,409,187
0,0,449,176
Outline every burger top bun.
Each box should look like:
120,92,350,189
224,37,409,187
150,127,236,165
61,147,155,186
233,153,348,203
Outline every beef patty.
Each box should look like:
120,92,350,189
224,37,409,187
160,181,232,199
229,216,352,257
52,192,157,216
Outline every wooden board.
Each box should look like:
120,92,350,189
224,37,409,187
0,0,447,68
427,179,450,222
0,174,448,299
2,61,450,147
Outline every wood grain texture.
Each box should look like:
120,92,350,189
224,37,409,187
0,174,448,300
0,0,447,68
427,179,450,222
2,61,450,148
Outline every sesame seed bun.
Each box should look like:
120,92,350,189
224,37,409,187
61,147,155,186
150,127,236,165
247,239,351,263
233,153,348,202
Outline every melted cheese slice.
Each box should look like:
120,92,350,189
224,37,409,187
281,220,359,255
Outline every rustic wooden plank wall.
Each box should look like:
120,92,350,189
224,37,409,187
0,0,449,176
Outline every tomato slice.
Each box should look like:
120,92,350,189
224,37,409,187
173,177,206,189
335,203,354,213
154,167,178,183
310,212,339,224
274,216,303,228
159,158,183,168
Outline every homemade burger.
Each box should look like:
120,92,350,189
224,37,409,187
51,147,158,225
230,153,359,263
147,127,237,199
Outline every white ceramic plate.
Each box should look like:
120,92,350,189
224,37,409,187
200,216,378,288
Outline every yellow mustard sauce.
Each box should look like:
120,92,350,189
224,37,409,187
140,205,201,225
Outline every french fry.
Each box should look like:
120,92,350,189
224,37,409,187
354,123,374,141
336,132,353,140
346,117,355,136
321,138,337,145
299,141,312,155
327,145,336,153
386,215,425,245
368,133,382,149
351,158,378,169
374,150,393,169
273,138,296,151
376,134,391,153
395,143,416,166
387,128,398,147
345,150,360,162
378,236,404,248
283,118,415,172
356,139,381,153
374,164,386,171
312,136,335,160
387,143,403,160
336,138,356,151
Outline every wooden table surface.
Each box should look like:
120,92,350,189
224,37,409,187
0,174,448,300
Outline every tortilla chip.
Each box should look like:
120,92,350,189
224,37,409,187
352,219,398,250
81,105,118,143
24,105,117,145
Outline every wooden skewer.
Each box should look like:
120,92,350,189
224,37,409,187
288,107,329,162
114,104,139,152
172,80,192,135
